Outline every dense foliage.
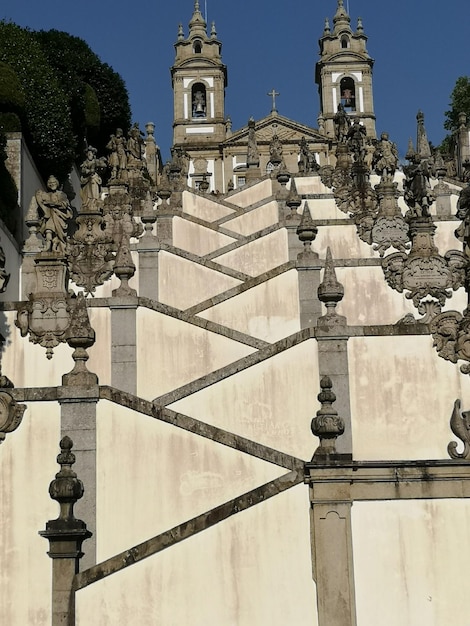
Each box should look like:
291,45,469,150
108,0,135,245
0,21,131,183
34,29,131,157
0,132,19,236
440,76,470,154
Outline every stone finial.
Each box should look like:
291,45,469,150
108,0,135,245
406,137,416,162
211,21,217,38
311,376,345,460
40,436,91,537
448,399,470,460
318,247,344,313
416,110,432,159
39,438,91,626
286,178,301,212
62,293,98,387
178,23,184,40
296,203,318,255
275,160,290,187
323,18,331,36
0,391,26,444
141,191,157,238
356,17,364,34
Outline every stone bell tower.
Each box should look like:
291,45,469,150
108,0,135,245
171,1,228,191
316,0,376,139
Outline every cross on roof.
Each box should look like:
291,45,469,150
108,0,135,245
267,88,280,113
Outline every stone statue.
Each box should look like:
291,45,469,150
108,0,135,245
127,123,144,164
403,153,433,216
80,147,107,208
373,132,399,181
346,119,366,162
107,128,128,180
247,117,259,167
455,183,470,260
298,137,318,174
269,134,283,165
333,103,350,142
34,176,73,254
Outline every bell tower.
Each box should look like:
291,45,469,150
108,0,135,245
171,1,227,190
316,0,376,138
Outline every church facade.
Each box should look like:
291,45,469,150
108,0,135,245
1,2,470,626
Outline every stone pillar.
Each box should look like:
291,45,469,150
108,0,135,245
59,292,99,569
110,299,138,395
310,501,357,626
40,437,92,626
316,248,352,456
307,379,357,626
138,192,160,301
296,202,322,327
59,391,98,570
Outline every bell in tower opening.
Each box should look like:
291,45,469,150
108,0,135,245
192,82,207,118
340,76,356,111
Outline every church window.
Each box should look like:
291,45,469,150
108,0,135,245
193,40,202,54
341,35,350,49
340,76,356,111
191,82,207,118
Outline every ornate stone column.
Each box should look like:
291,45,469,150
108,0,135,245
296,203,322,328
307,378,357,626
39,437,92,626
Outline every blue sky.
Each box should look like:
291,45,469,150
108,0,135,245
1,1,468,161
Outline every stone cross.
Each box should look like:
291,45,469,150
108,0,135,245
267,88,280,113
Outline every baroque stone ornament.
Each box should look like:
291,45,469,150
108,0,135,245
382,218,465,321
430,184,470,371
317,247,346,326
0,391,26,444
103,188,143,297
298,136,319,175
448,399,470,460
16,255,71,359
382,148,465,322
311,376,345,460
67,160,115,296
320,128,410,257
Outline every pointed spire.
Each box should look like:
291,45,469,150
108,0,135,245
297,202,318,252
318,247,344,313
416,110,432,159
189,0,207,38
286,178,301,211
333,0,351,32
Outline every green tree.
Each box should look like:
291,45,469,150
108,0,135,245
34,29,131,157
440,76,470,155
0,22,132,183
0,21,76,181
444,76,470,133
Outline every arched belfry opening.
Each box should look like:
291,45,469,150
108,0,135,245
191,82,207,118
341,35,350,49
193,40,202,54
340,76,356,111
